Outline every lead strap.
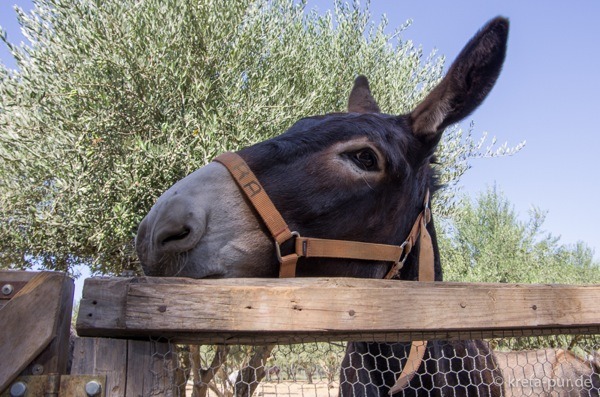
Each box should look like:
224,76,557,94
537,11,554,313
388,215,434,395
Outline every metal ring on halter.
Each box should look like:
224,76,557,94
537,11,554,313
396,240,410,266
385,240,410,279
275,231,300,263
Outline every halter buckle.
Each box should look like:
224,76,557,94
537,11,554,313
385,241,410,279
398,240,410,265
275,231,300,263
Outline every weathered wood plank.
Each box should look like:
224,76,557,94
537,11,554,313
70,337,128,397
76,277,600,344
0,272,74,392
26,272,74,378
77,277,130,332
71,337,181,397
125,340,179,397
0,271,38,310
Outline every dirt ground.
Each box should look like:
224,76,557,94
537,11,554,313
186,381,340,397
256,381,339,397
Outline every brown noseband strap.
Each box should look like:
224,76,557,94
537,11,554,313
214,152,434,394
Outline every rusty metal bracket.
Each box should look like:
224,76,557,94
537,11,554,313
0,375,105,397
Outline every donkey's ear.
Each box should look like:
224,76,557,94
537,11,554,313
348,75,381,113
410,17,509,142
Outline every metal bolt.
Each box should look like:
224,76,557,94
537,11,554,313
85,380,102,396
31,363,44,375
2,284,14,296
9,381,27,397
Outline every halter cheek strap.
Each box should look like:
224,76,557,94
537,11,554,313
214,152,435,394
387,196,434,394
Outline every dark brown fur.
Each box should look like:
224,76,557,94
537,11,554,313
237,112,440,280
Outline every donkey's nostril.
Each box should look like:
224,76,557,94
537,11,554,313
149,204,207,255
161,228,191,245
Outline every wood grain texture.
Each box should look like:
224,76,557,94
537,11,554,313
126,340,179,397
0,271,38,309
71,337,127,397
0,272,73,392
26,272,74,378
71,337,179,397
76,277,600,344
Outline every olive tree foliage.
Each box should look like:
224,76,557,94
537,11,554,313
0,0,515,274
439,186,600,284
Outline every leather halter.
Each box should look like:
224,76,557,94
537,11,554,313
214,151,435,394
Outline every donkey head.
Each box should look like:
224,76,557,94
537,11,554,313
136,17,508,280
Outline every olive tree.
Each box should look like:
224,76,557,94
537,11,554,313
439,186,600,284
0,0,515,274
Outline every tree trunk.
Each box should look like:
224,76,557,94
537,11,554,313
234,345,274,397
191,345,230,397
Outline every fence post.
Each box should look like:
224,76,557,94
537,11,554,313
0,271,74,393
70,337,128,396
71,337,181,397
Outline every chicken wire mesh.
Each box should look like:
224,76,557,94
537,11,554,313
144,334,600,397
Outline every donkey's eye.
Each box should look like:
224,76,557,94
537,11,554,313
351,149,379,171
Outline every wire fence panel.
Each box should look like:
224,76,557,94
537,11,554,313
144,334,600,397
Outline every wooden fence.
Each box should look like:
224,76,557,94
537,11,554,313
1,270,600,396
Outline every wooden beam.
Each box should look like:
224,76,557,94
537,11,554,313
0,271,38,310
28,272,74,380
76,277,600,344
0,271,74,393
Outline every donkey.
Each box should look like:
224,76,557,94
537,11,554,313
494,348,600,397
136,17,509,396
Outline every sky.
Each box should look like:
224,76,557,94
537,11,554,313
1,0,599,298
312,1,600,261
